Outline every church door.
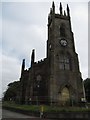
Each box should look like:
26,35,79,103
60,87,70,105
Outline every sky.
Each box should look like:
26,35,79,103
0,0,89,98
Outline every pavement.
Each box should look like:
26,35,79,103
1,108,89,120
2,109,38,119
1,109,54,120
1,118,53,120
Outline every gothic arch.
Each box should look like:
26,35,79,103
59,82,76,93
58,83,77,105
58,86,70,105
61,87,70,103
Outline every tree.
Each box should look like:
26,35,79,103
3,81,20,101
84,78,90,102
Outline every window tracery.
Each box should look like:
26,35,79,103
59,55,70,70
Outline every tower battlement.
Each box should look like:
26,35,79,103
48,2,70,20
34,58,47,65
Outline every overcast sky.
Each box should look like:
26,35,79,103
0,0,89,98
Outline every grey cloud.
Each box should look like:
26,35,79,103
2,54,21,95
2,2,50,25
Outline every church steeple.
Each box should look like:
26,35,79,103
22,59,25,71
52,1,55,14
21,59,25,77
67,4,70,16
64,10,66,16
31,49,35,67
60,2,63,15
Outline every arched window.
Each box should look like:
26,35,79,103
59,55,70,70
60,23,66,37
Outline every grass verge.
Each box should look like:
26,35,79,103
2,101,90,113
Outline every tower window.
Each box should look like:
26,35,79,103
60,23,66,37
59,56,70,70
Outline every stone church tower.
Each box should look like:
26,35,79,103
46,2,85,105
19,2,85,106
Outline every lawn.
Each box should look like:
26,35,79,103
2,101,90,113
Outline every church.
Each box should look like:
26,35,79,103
19,2,85,106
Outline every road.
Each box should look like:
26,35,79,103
1,109,53,120
1,109,88,120
2,109,39,119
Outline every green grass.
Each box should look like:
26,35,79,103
2,101,90,113
2,101,40,112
